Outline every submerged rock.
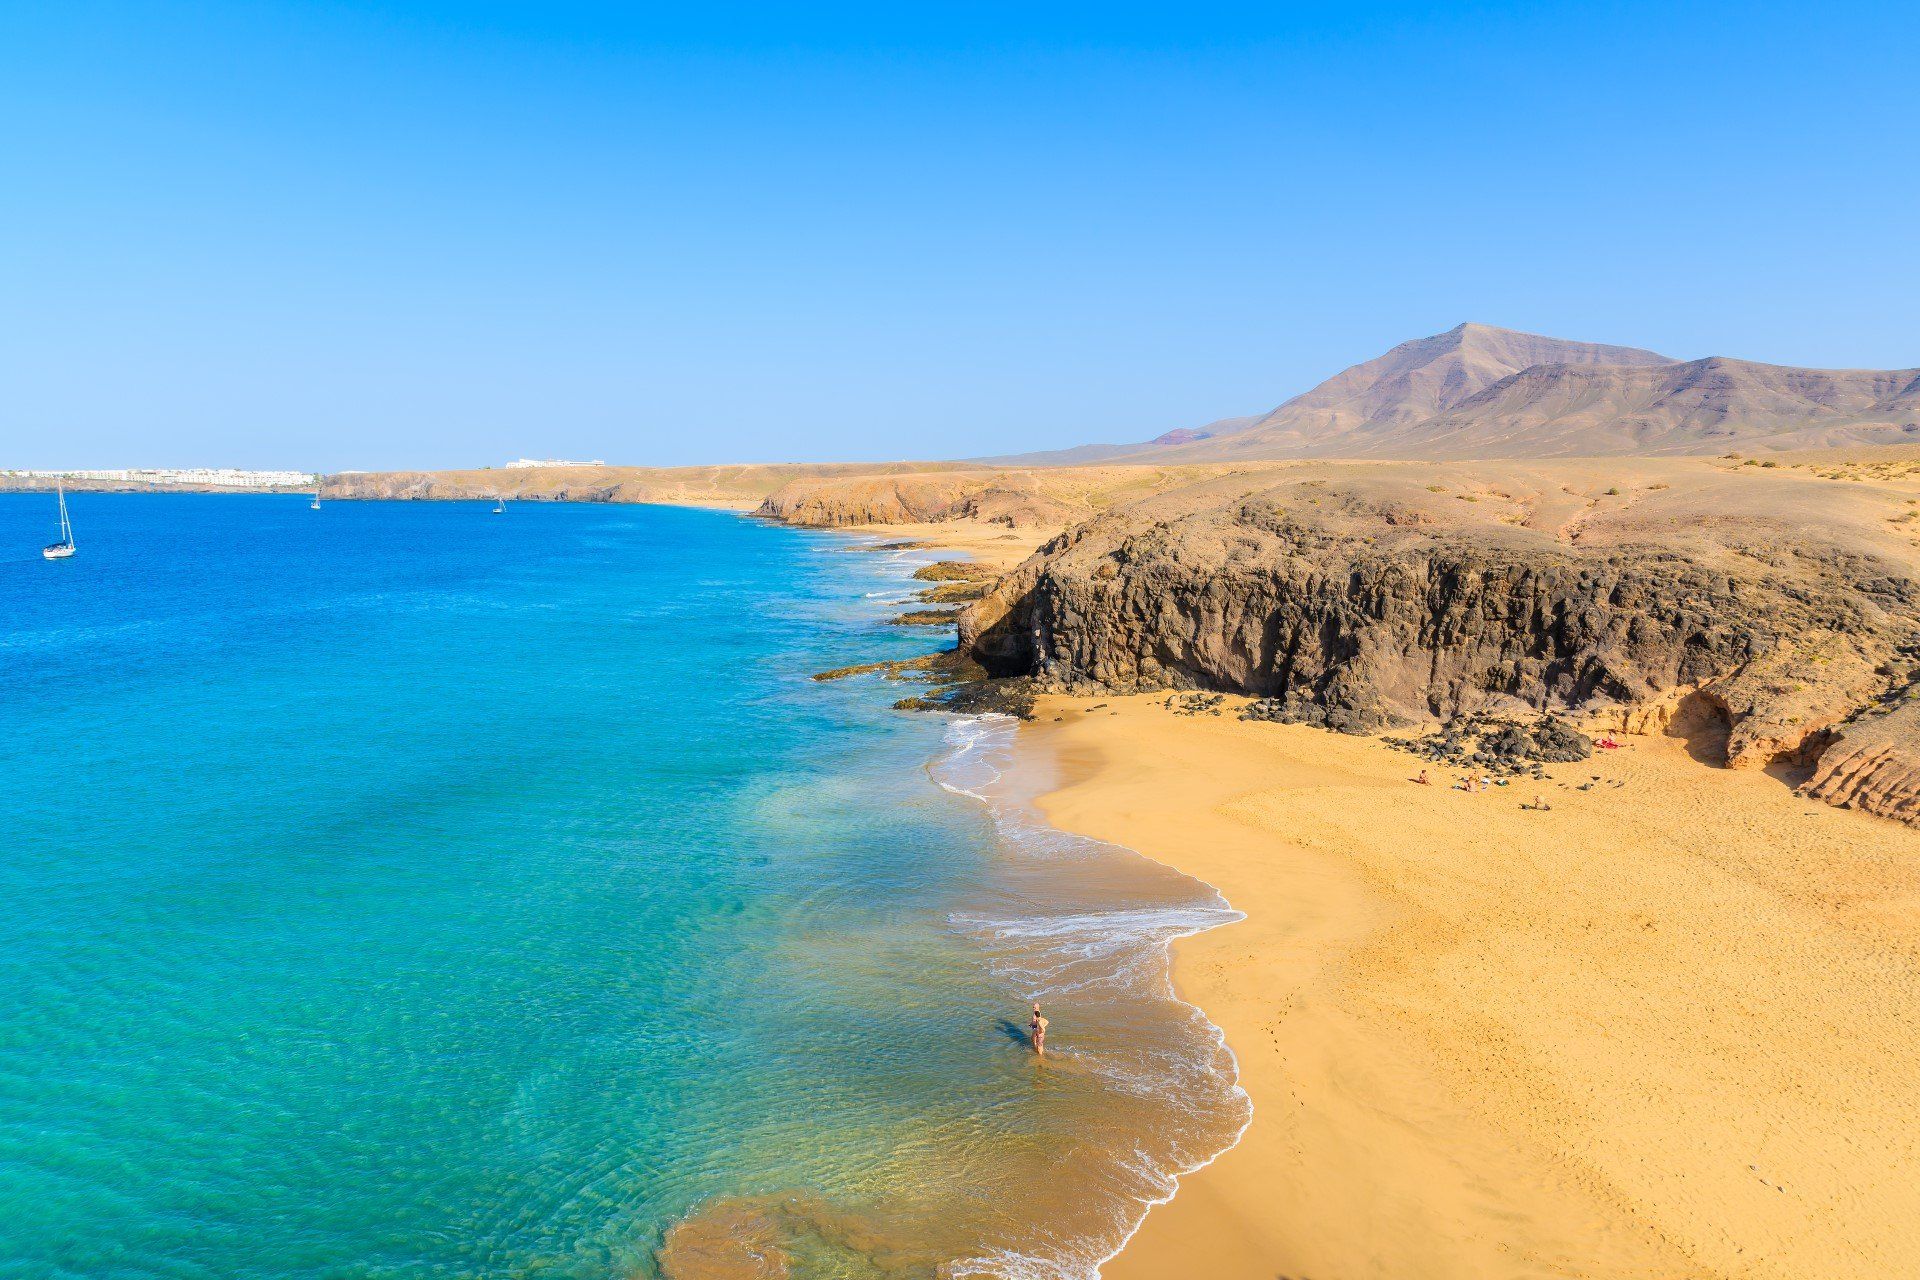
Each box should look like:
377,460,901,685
812,646,1033,719
895,676,1037,719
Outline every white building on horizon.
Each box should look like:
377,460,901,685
4,468,316,488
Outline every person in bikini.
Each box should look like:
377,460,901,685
1029,1002,1049,1056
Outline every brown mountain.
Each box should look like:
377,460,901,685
1372,356,1920,458
1118,323,1920,461
1137,323,1675,460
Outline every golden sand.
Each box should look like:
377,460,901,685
848,519,1049,573
1024,694,1920,1280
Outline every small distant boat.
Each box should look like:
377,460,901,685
493,496,506,515
311,484,322,511
43,485,76,560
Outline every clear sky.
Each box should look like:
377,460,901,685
3,1,1917,471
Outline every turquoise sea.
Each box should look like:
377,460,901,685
0,495,1245,1280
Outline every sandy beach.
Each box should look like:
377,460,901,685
1025,694,1920,1280
847,517,1051,572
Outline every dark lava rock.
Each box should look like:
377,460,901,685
1382,711,1592,775
1242,693,1390,734
1528,717,1593,763
897,676,1037,719
1166,691,1230,718
957,471,1917,779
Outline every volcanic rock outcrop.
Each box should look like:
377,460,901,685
961,461,1920,822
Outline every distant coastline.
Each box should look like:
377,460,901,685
1,470,314,494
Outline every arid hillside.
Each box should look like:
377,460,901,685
1365,356,1920,458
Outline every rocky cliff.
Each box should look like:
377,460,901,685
754,471,1076,528
960,459,1920,823
753,464,1253,530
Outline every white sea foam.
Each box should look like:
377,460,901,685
926,712,1254,1280
947,1247,1086,1280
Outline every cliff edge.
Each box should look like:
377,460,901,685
959,458,1920,824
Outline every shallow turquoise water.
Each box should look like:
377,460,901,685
0,495,1244,1280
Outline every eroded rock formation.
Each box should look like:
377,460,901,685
1806,701,1920,826
960,464,1920,823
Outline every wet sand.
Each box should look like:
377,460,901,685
1027,694,1920,1280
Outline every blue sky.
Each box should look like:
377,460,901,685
3,1,1917,470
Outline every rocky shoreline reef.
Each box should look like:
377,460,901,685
956,460,1920,826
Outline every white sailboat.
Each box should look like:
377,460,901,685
493,495,506,514
311,474,322,510
43,485,76,560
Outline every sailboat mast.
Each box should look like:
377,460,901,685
41,482,77,559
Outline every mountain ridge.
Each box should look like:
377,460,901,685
973,414,1259,467
1077,324,1920,463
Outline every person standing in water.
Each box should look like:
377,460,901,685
1028,1002,1049,1056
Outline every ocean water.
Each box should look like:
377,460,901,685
0,495,1245,1280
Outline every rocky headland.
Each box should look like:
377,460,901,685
751,463,1253,530
950,456,1920,825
